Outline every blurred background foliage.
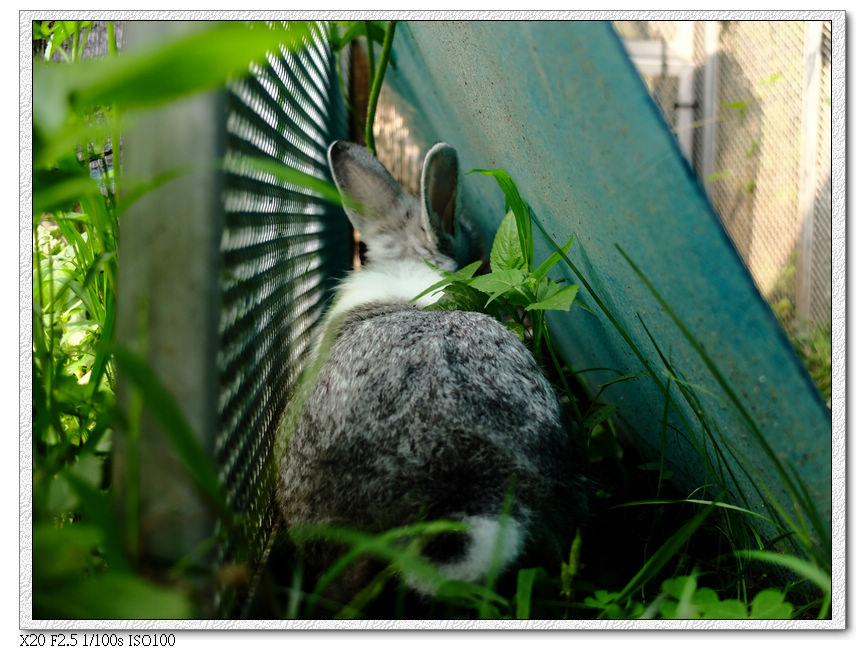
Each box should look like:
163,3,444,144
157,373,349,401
31,20,319,619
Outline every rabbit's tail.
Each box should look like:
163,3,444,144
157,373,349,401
406,514,525,596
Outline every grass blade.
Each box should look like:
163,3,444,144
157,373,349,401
530,234,573,281
611,498,782,529
617,503,714,603
515,567,542,619
617,244,828,562
109,345,231,519
734,550,830,595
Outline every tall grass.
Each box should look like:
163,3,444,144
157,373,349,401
31,18,408,620
30,19,333,620
32,21,198,618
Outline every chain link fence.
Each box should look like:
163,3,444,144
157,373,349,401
614,20,832,327
117,21,350,615
216,21,351,613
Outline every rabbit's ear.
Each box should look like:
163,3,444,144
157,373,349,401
421,142,459,252
328,140,405,236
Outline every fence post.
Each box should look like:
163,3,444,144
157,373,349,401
796,21,824,322
113,21,225,573
112,21,351,616
700,20,721,198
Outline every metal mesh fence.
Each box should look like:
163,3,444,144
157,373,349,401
614,20,832,327
713,21,806,310
645,75,680,128
215,21,350,610
613,20,677,43
810,22,832,326
691,21,706,176
613,21,693,139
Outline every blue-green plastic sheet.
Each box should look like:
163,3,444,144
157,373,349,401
383,21,830,540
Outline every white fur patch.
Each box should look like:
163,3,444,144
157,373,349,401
326,258,446,324
437,515,524,583
405,516,525,596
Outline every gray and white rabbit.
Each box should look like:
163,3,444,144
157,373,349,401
278,140,585,596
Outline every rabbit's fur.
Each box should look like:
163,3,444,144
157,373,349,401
278,140,585,597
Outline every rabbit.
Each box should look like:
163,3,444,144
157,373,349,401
277,140,586,599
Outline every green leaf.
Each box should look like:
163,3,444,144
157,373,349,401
33,166,101,216
530,235,573,281
468,269,529,308
467,268,526,293
587,425,623,463
332,21,366,51
44,22,77,62
692,587,721,612
444,260,484,282
412,260,482,303
525,283,579,312
661,575,694,600
560,530,581,599
109,345,230,518
63,472,130,572
659,600,680,619
33,21,52,42
671,575,699,619
533,276,561,302
363,21,387,45
468,168,533,268
35,570,194,619
585,589,615,607
749,589,794,619
702,599,749,619
425,282,488,313
228,154,348,208
33,523,103,583
489,210,525,272
35,22,313,138
503,320,526,341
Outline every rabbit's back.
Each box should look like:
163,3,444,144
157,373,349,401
279,305,569,534
277,140,586,595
